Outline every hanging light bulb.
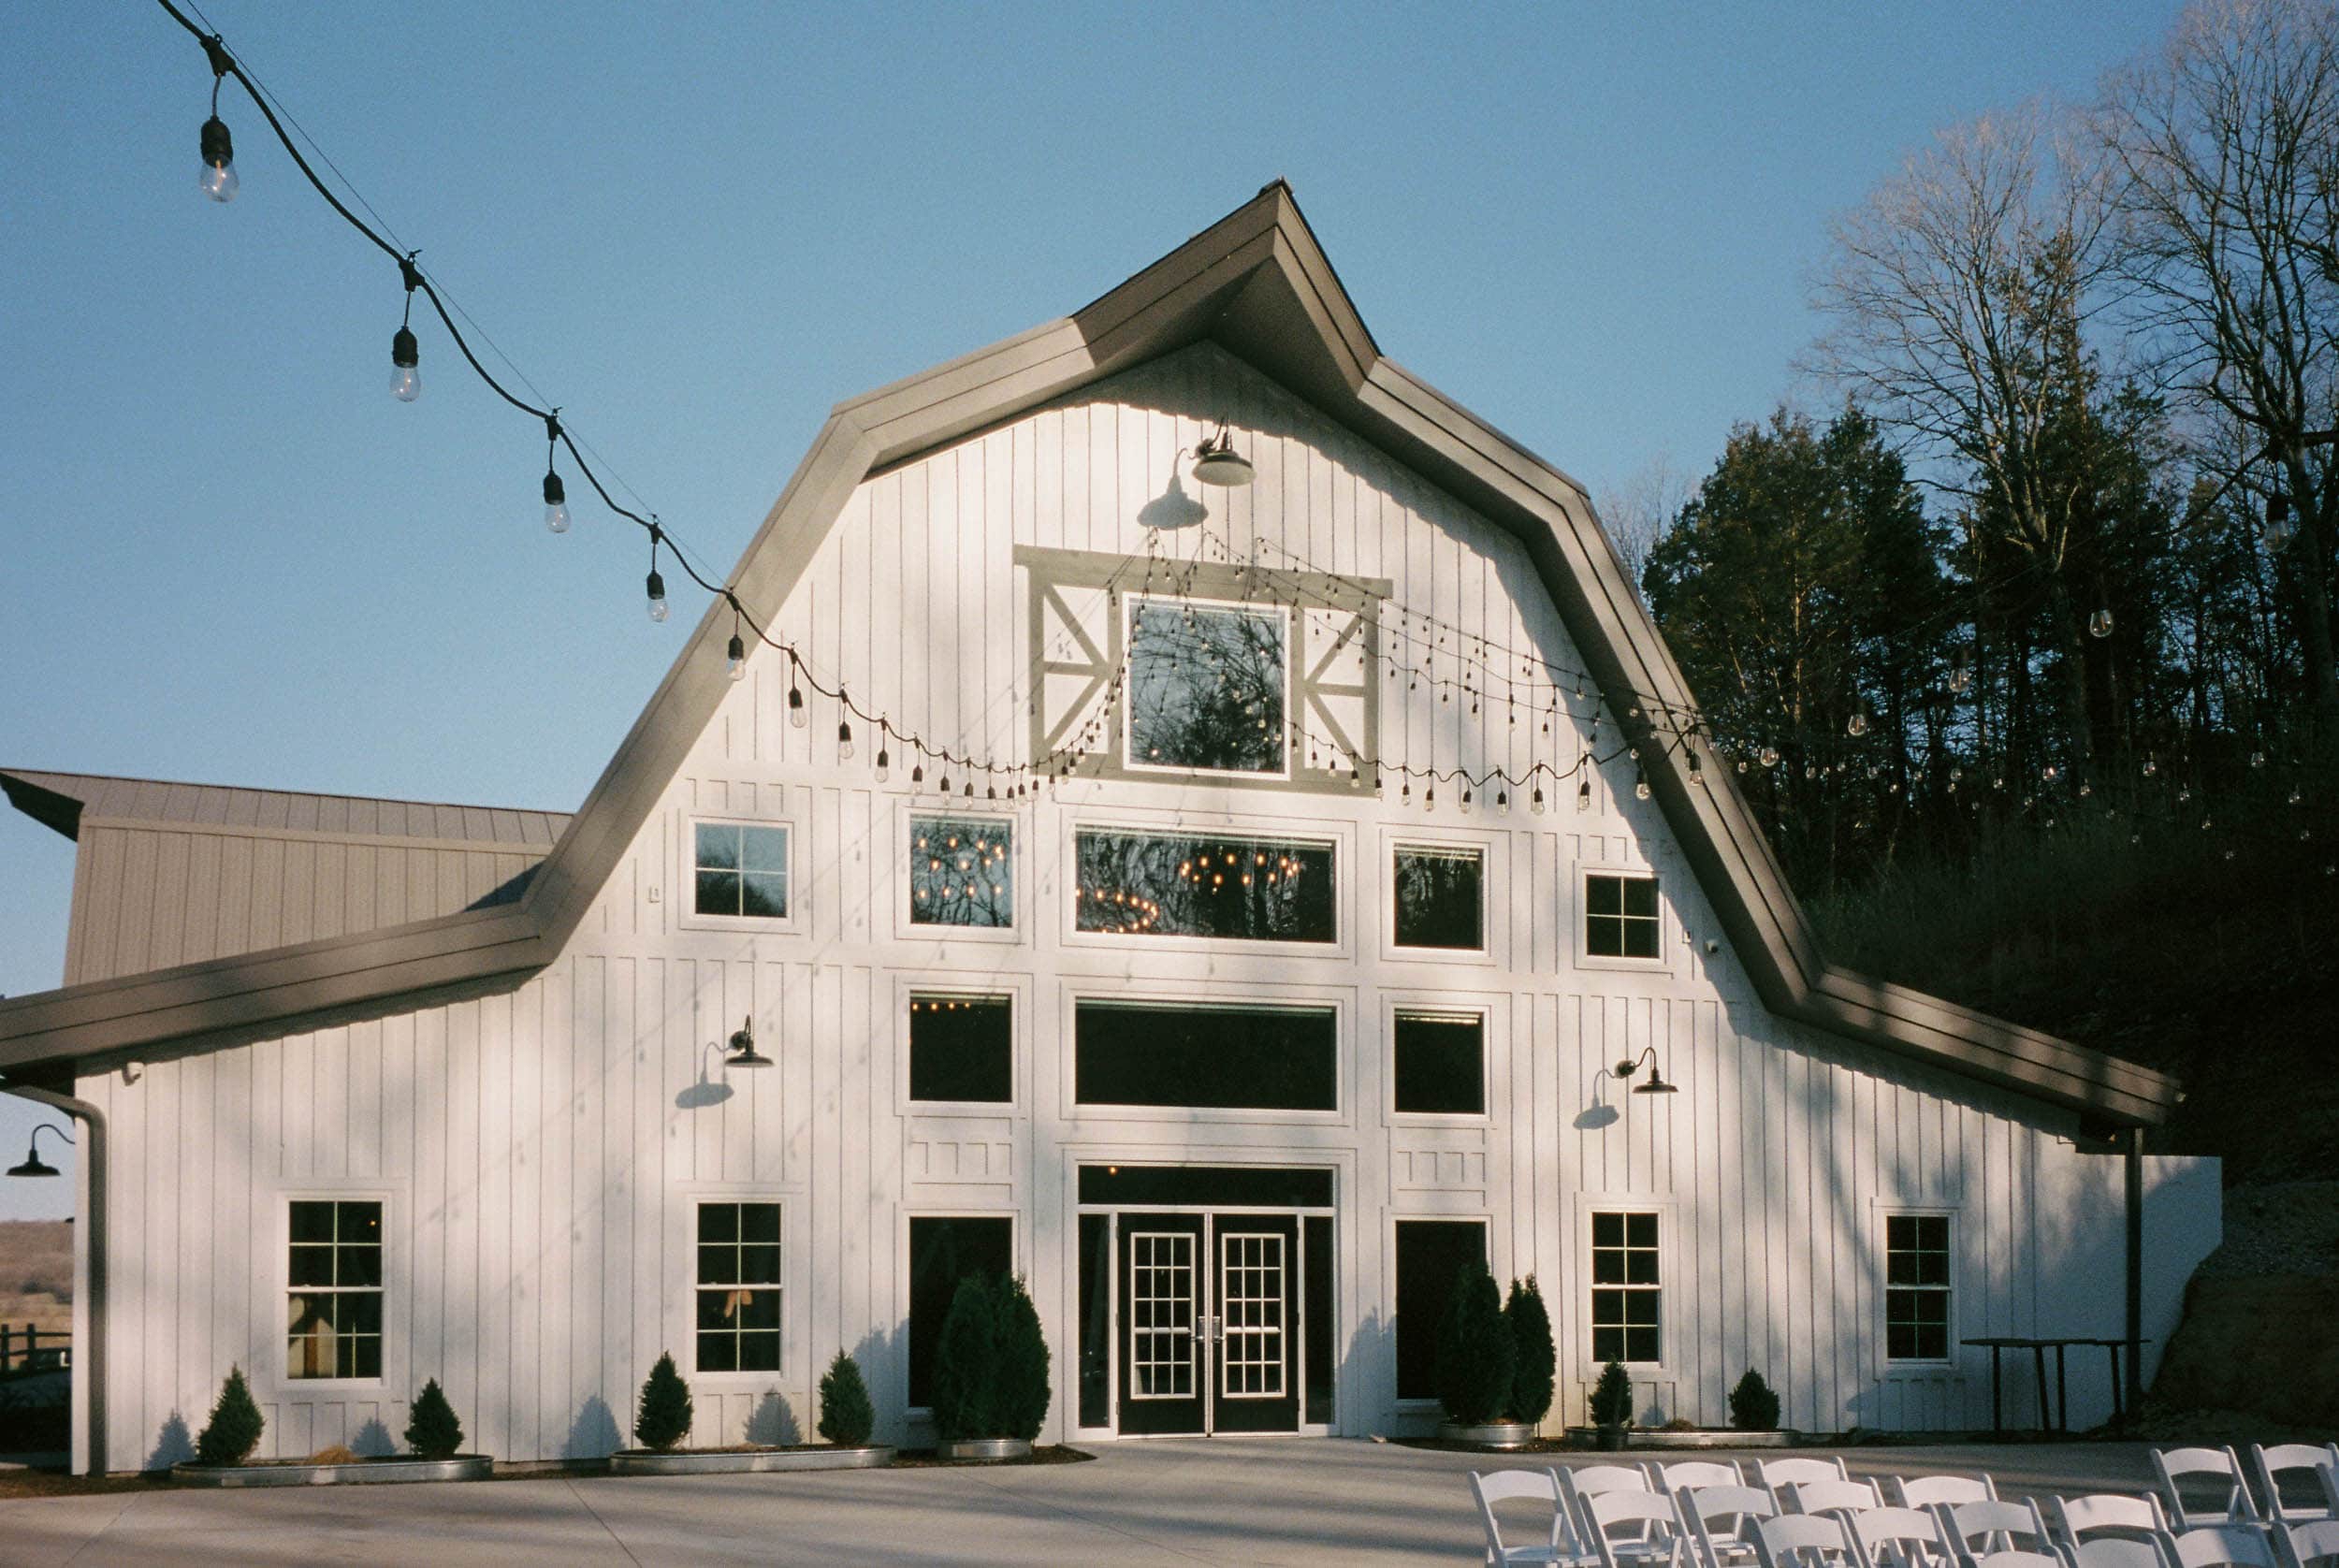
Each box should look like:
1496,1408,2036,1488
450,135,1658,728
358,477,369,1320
1531,784,1547,815
788,680,807,728
1497,789,1510,814
1847,706,1870,738
1634,763,1651,801
1460,788,1473,815
1947,654,1973,695
2088,606,2114,639
2141,753,2157,777
875,745,891,782
2266,492,2298,550
837,718,855,762
1759,746,1780,770
1577,772,1592,811
646,566,667,622
540,412,570,531
2250,749,2268,769
910,763,924,786
1687,750,1703,786
726,632,747,681
198,36,237,201
390,255,423,402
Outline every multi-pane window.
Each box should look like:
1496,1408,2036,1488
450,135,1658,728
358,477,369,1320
1074,1002,1337,1111
1393,847,1483,950
1584,872,1662,960
696,1202,782,1373
909,816,1014,928
694,822,791,919
1885,1213,1953,1360
1074,829,1334,943
1126,597,1288,775
908,995,1012,1104
288,1199,383,1380
1590,1211,1662,1364
1391,1012,1485,1115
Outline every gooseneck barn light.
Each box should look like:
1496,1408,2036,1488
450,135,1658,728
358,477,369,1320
1613,1046,1679,1095
1190,424,1256,488
7,1122,75,1179
725,1016,774,1071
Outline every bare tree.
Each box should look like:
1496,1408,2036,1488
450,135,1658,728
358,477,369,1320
1810,105,2121,760
2094,0,2339,719
1595,456,1691,601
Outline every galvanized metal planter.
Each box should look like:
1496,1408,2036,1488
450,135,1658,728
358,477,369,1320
1631,1429,1797,1449
172,1454,494,1488
1436,1419,1535,1450
607,1445,894,1476
934,1436,1030,1461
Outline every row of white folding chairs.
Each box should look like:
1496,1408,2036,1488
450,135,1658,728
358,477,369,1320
1738,1509,2339,1568
2153,1447,2339,1529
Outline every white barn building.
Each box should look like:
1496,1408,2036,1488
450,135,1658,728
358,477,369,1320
0,187,2217,1474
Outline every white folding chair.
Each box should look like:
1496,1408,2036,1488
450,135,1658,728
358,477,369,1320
1761,1459,1855,1491
1582,1489,1691,1568
2051,1494,2172,1550
1967,1553,2065,1568
1472,1468,1596,1568
2064,1540,2176,1568
2163,1525,2280,1568
1933,1499,2053,1567
1894,1477,1999,1510
1845,1505,1957,1568
2252,1445,2339,1524
1745,1513,1861,1568
2157,1447,2265,1528
1681,1485,1780,1568
1656,1461,1750,1496
1788,1480,1884,1518
2276,1518,2339,1568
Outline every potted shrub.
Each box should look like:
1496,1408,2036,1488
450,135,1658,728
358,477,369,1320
405,1378,466,1460
1434,1260,1525,1447
195,1366,265,1467
1589,1358,1634,1450
931,1272,1051,1459
608,1347,895,1474
818,1350,875,1448
174,1366,495,1484
1728,1367,1780,1432
1505,1276,1556,1433
633,1351,694,1453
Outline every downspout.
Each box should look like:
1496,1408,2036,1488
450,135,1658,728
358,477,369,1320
1,1082,105,1476
2124,1125,2143,1419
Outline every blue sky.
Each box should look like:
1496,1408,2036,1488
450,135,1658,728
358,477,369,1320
0,0,2188,1216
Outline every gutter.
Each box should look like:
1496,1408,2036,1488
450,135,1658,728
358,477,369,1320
0,1081,105,1475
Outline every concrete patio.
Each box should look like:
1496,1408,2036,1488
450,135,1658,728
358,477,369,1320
0,1439,2166,1568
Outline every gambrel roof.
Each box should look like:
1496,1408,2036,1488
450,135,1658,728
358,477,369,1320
0,184,2180,1125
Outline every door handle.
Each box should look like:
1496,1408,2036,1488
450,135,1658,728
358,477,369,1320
1199,1314,1222,1343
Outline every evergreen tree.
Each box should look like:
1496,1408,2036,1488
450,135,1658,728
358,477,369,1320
929,1274,1000,1441
633,1351,693,1452
404,1377,465,1459
195,1364,266,1466
993,1273,1053,1442
1433,1259,1516,1426
1728,1367,1781,1431
1503,1276,1555,1425
1590,1359,1635,1429
817,1350,876,1447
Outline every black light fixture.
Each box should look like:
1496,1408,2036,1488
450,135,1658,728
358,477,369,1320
1191,424,1256,488
725,1015,773,1071
7,1122,74,1179
198,34,237,202
1613,1046,1678,1095
390,254,423,402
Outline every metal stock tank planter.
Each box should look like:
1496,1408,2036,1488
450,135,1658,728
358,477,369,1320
607,1444,895,1476
172,1454,494,1487
935,1436,1031,1462
1435,1419,1534,1451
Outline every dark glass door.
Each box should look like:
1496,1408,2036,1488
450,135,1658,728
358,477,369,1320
1117,1212,1205,1434
1208,1213,1300,1433
1113,1211,1303,1435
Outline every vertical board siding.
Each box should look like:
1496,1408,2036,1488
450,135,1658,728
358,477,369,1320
78,342,2201,1469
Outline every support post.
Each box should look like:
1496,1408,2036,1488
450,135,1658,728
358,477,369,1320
2124,1125,2144,1419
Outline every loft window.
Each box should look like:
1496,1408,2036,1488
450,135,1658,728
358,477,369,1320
1393,847,1484,950
908,995,1012,1104
908,1215,1012,1408
1074,1001,1337,1111
694,821,791,920
1884,1213,1953,1360
909,816,1014,928
1584,872,1662,960
1074,828,1333,943
288,1199,383,1380
1392,1012,1485,1115
1126,597,1288,775
1591,1211,1662,1364
696,1202,782,1373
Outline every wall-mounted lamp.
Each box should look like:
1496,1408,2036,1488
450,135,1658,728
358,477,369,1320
1190,424,1256,488
1612,1046,1678,1095
725,1015,774,1071
7,1122,74,1178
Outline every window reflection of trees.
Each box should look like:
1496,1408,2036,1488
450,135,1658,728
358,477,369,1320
1074,829,1333,942
1126,600,1287,774
1392,849,1483,949
909,816,1014,927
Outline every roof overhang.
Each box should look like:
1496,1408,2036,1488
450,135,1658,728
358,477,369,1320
0,183,2179,1125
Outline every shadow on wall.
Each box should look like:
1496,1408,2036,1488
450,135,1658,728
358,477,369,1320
1339,1311,1392,1432
564,1394,621,1459
146,1410,194,1470
352,1416,397,1458
744,1391,799,1446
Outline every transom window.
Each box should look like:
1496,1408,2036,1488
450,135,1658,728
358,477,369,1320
1590,1211,1662,1364
694,821,791,920
696,1202,782,1373
1584,872,1662,960
1074,828,1334,943
1393,846,1484,950
1126,597,1288,775
1885,1213,1952,1360
909,816,1014,928
1391,1011,1486,1115
288,1199,383,1380
1074,1001,1337,1111
908,995,1012,1104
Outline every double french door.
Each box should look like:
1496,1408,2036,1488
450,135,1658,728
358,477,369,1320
1116,1211,1301,1434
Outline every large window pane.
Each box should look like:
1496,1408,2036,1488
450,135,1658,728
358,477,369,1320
908,1216,1013,1408
1126,598,1287,775
909,816,1014,928
908,995,1012,1104
1394,1220,1486,1401
1392,1013,1485,1115
286,1199,384,1381
696,1201,783,1374
1393,848,1483,950
1590,1210,1662,1363
1074,829,1333,943
1585,872,1662,959
1884,1213,1952,1360
694,822,791,920
1075,1003,1337,1111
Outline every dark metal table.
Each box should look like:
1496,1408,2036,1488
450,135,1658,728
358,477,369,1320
1961,1336,2149,1431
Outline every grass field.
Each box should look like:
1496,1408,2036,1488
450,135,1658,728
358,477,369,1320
0,1221,72,1342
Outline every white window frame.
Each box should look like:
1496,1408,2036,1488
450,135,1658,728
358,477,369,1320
1121,592,1295,782
899,978,1025,1112
1573,1194,1677,1378
1062,804,1352,960
1574,864,1672,973
282,1191,392,1390
1060,984,1353,1128
1383,991,1496,1125
690,1196,787,1383
1878,1204,1958,1370
898,806,1023,944
678,812,802,935
1385,829,1496,965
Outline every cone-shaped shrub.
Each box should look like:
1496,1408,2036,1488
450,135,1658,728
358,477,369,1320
1434,1258,1516,1426
404,1377,465,1459
1590,1358,1634,1428
195,1365,266,1466
993,1273,1053,1443
1728,1367,1780,1431
1504,1275,1556,1425
633,1351,693,1452
818,1350,876,1447
929,1274,1000,1441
